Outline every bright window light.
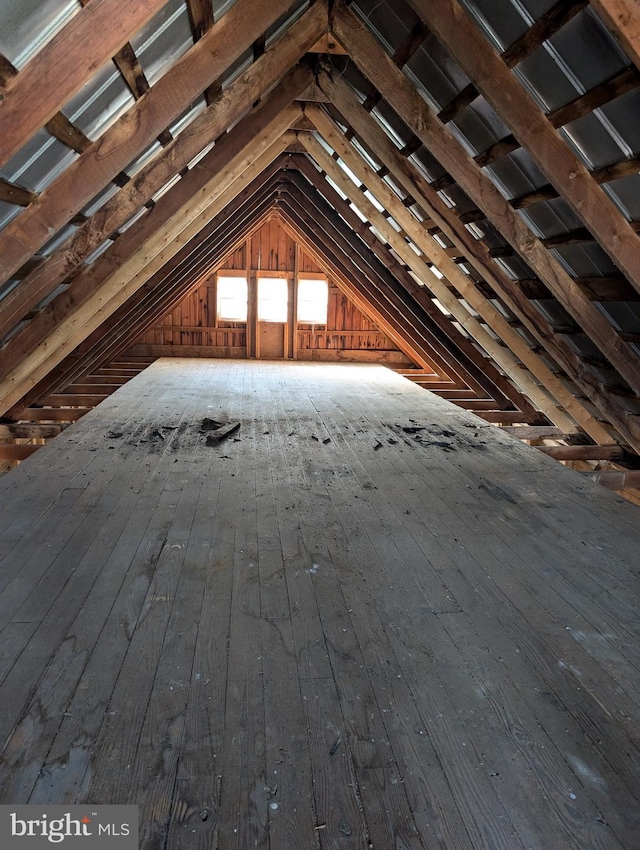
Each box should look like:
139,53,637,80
298,279,328,324
258,277,288,322
217,276,247,321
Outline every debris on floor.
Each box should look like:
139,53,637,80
203,420,241,445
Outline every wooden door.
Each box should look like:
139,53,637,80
257,277,288,360
258,322,286,359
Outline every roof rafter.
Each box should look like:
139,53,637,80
0,0,303,289
0,111,301,416
330,4,640,402
292,156,532,414
0,3,326,342
302,116,603,437
407,0,640,297
0,0,169,168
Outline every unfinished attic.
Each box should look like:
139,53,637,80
0,0,639,846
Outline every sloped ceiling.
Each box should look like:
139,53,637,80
1,0,640,456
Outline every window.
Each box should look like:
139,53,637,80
298,278,328,324
217,276,247,321
258,277,288,322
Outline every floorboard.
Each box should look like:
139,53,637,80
0,359,638,850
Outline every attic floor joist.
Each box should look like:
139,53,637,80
1,359,639,847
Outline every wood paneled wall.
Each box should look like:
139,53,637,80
130,217,411,365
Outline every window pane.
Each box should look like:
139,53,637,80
217,276,247,321
258,277,288,322
298,279,328,323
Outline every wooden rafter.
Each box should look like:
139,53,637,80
591,0,640,72
317,68,640,451
407,0,640,297
275,191,488,387
0,68,311,389
0,4,326,343
0,0,169,168
302,116,600,436
0,0,305,290
0,130,296,418
330,5,640,401
288,166,529,409
0,179,37,208
23,170,288,407
292,157,531,413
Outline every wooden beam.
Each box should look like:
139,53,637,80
548,66,640,127
0,179,37,207
0,4,326,341
0,0,168,168
0,0,303,288
113,42,150,98
331,6,640,399
501,1,589,67
0,131,296,417
290,161,530,410
0,423,64,439
27,171,287,403
536,444,625,461
581,469,640,490
302,122,577,431
500,425,565,439
186,0,215,41
310,94,614,442
318,70,639,451
11,407,91,422
44,112,92,154
407,0,640,297
590,0,640,72
512,153,640,207
275,198,459,381
0,53,17,89
0,444,39,461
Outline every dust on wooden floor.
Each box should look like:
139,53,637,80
0,359,638,849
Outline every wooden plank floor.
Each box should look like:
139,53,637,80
0,359,639,850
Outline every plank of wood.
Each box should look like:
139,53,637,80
536,444,624,461
0,424,63,439
0,0,300,291
0,0,167,168
10,407,91,422
407,0,640,297
330,7,640,402
0,444,39,461
499,425,566,439
0,4,327,344
581,469,640,490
